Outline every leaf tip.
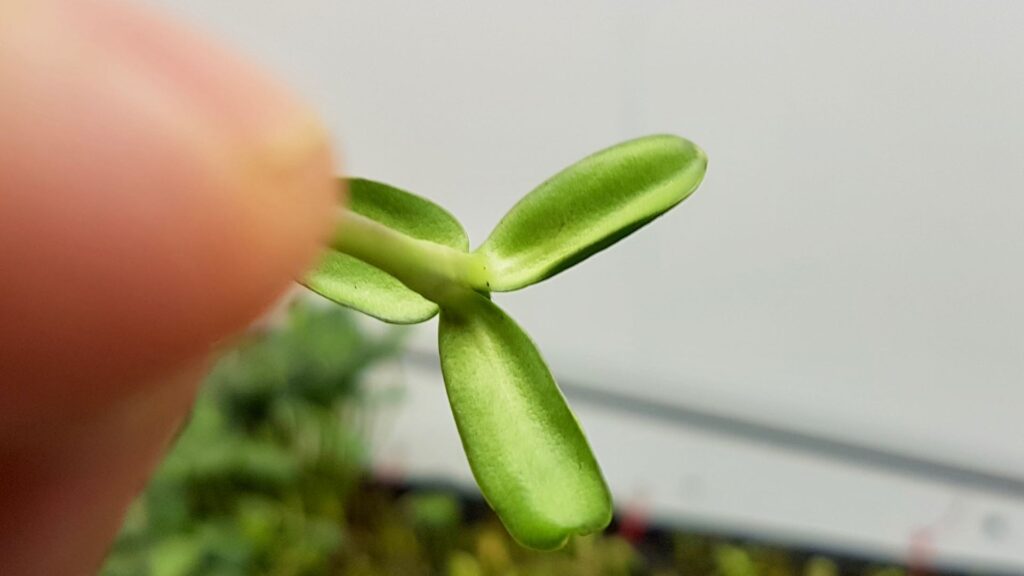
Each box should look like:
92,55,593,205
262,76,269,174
508,501,614,551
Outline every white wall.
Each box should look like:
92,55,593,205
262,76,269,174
149,1,1024,571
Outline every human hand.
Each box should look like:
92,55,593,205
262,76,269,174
0,1,337,573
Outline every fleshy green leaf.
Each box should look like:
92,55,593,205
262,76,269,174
303,178,469,324
438,293,612,550
476,134,707,291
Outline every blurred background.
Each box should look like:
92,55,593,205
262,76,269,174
110,2,1024,574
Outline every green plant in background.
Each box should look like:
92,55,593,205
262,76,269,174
301,134,708,549
101,302,403,576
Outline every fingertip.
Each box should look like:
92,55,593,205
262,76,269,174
0,4,342,573
0,0,339,427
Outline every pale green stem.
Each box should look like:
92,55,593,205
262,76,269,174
331,209,490,306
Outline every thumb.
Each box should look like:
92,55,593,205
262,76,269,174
0,0,337,573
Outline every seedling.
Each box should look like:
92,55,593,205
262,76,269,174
301,134,707,550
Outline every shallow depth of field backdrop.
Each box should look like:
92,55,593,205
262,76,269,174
146,2,1024,572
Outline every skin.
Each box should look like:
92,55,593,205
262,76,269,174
0,1,339,574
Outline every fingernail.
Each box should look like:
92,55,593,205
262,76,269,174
66,0,331,171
